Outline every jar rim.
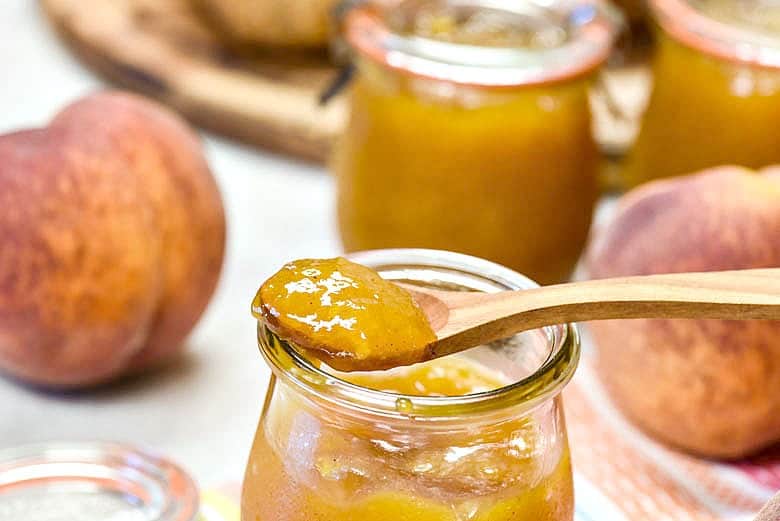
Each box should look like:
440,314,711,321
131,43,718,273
257,249,581,421
344,0,621,87
651,0,780,69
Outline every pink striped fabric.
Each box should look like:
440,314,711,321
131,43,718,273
215,360,779,520
567,361,779,520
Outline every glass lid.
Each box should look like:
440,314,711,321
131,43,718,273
345,0,622,86
693,0,780,35
652,0,780,68
0,442,199,521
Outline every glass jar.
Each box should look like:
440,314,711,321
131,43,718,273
242,249,581,521
332,1,620,285
0,442,199,521
622,0,780,188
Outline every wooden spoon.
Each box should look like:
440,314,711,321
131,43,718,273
755,490,780,521
400,269,780,362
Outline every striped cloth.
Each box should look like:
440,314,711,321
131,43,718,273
203,361,780,521
569,361,779,521
199,487,241,521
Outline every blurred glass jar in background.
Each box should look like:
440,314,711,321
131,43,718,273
242,249,581,521
623,0,780,188
332,0,620,285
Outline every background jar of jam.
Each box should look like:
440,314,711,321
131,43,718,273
623,0,780,188
332,0,620,285
242,249,581,521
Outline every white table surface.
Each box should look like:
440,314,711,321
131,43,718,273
0,0,342,488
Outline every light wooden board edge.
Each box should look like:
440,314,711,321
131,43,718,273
40,0,346,164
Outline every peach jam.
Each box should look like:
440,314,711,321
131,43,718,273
242,249,581,521
623,0,780,187
332,0,620,285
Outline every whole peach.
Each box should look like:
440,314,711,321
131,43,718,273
587,167,780,458
0,92,225,388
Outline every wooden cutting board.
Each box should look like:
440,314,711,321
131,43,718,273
41,0,649,164
41,0,345,163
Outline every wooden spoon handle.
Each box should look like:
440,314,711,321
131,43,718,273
755,490,780,521
519,268,780,319
434,269,780,357
464,268,780,322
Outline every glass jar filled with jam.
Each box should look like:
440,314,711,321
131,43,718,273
332,0,620,285
623,0,780,188
242,249,581,521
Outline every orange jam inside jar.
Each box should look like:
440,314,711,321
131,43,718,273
242,249,581,521
623,0,780,188
332,0,620,285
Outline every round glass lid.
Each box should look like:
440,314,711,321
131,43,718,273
652,0,780,68
0,442,199,521
345,0,622,86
